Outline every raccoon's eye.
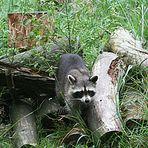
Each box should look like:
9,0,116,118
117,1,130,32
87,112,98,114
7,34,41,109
72,91,83,98
88,90,95,97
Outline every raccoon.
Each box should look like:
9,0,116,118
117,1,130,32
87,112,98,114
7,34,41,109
56,53,98,113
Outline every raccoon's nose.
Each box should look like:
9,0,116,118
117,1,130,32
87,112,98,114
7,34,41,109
85,98,90,103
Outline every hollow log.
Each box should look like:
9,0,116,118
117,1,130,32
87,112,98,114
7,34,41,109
10,101,37,148
107,27,148,67
0,66,55,99
87,52,124,140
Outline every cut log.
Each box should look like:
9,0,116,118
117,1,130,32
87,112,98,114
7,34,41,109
87,52,124,140
121,90,147,127
107,27,148,67
10,101,37,148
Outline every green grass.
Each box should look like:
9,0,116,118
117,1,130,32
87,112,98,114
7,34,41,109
0,124,12,148
0,0,147,147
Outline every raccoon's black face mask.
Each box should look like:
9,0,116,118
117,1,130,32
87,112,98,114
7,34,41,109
72,90,96,103
67,74,98,104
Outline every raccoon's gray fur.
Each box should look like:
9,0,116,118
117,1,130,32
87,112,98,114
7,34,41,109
56,54,98,113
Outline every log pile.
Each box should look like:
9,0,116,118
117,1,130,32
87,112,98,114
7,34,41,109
0,27,147,147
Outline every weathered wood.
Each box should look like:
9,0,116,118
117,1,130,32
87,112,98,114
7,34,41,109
121,90,147,127
0,38,81,80
10,101,37,148
0,67,55,99
0,46,43,64
87,52,124,139
108,27,148,67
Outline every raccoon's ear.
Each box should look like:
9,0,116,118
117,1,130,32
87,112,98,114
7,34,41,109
89,75,98,83
67,75,76,84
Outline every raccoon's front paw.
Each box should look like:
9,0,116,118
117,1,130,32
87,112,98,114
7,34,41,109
58,106,69,115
